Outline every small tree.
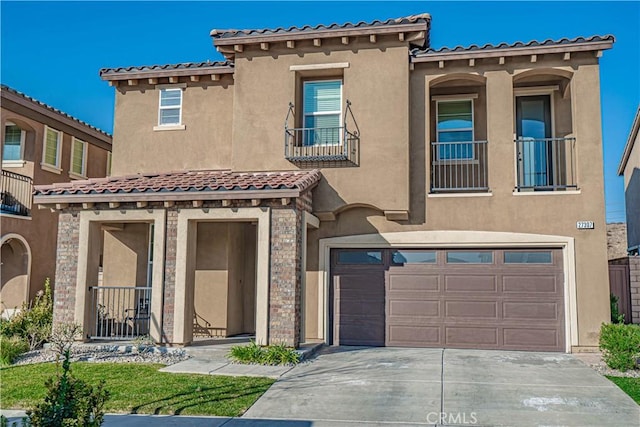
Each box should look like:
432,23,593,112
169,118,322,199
25,323,110,427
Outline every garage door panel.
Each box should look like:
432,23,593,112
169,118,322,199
503,301,561,320
502,275,562,294
503,328,561,349
388,325,441,346
445,275,498,292
388,274,439,291
388,300,439,317
444,300,498,319
446,326,499,346
337,299,385,316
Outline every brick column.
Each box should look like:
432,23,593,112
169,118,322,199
52,210,80,328
268,206,304,347
630,257,640,324
162,208,178,343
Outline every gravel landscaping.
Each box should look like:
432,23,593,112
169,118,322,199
13,344,190,366
573,351,640,378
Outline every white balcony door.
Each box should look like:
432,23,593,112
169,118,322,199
516,95,552,188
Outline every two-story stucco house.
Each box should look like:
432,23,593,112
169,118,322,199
1,85,112,314
34,14,614,353
618,107,640,255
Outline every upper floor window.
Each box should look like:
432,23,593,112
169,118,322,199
42,126,62,172
436,99,474,160
70,137,87,178
303,80,342,146
3,122,25,163
158,88,182,126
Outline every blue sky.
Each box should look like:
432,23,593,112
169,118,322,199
1,1,638,222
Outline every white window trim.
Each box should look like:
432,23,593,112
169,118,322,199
290,62,350,72
2,121,26,166
40,125,62,173
303,79,343,146
157,88,183,127
69,137,88,179
435,98,475,161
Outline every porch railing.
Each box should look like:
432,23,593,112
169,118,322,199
430,140,489,192
284,101,360,165
515,137,577,191
1,170,32,216
88,286,151,340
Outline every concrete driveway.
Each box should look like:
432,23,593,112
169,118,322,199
244,347,639,426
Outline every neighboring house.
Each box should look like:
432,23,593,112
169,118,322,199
618,106,640,255
34,14,614,353
1,85,112,314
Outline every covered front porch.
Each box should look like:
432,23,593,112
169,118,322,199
34,169,321,347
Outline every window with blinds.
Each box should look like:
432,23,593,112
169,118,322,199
158,88,182,126
43,127,61,168
436,99,474,160
3,123,23,161
303,80,342,146
71,138,86,176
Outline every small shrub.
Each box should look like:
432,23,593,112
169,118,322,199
228,340,300,366
1,280,53,350
48,323,82,358
0,335,29,366
610,294,625,324
26,350,110,427
599,323,640,371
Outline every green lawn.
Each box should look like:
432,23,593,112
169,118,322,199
0,363,274,416
607,376,640,404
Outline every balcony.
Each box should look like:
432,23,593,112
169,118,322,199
430,140,489,193
1,170,32,216
515,137,577,191
284,101,359,166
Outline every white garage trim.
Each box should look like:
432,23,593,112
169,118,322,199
317,230,577,353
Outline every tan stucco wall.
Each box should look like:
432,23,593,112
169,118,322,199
1,107,111,305
623,131,640,249
102,223,150,288
111,81,234,176
192,222,256,338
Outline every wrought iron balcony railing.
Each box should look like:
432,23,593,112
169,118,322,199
515,137,577,191
1,170,32,216
430,140,489,192
284,101,359,166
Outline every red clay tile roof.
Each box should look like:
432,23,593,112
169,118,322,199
33,169,321,204
211,13,431,47
99,60,234,80
411,35,614,60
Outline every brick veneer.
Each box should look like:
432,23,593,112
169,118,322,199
268,207,304,346
52,210,80,327
630,256,640,324
162,208,178,343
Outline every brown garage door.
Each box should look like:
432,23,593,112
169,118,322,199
332,248,565,351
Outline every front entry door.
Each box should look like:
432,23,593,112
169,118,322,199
516,95,552,188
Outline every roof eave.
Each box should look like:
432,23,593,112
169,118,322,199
411,40,614,63
618,107,640,176
212,22,428,47
33,188,305,206
100,66,235,82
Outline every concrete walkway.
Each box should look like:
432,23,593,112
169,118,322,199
158,342,321,379
245,347,639,426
